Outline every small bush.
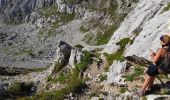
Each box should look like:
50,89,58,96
8,82,34,96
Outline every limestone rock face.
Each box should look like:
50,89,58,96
0,0,53,22
103,0,169,54
125,11,170,59
107,61,127,85
54,41,72,66
49,41,84,75
68,48,83,68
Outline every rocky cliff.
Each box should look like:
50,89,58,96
1,0,170,100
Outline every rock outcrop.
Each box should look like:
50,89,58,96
103,0,170,55
49,41,83,75
0,0,76,24
69,47,83,68
54,41,72,66
107,60,127,85
125,11,170,59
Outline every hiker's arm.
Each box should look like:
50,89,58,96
150,49,156,56
151,48,162,63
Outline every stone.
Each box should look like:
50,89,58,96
107,61,127,85
68,47,83,68
103,0,170,54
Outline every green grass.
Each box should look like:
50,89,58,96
104,38,133,65
64,0,77,5
79,25,90,33
116,38,132,48
83,33,95,45
24,51,92,100
104,48,125,65
100,74,107,81
30,68,47,72
27,77,85,100
96,26,117,45
75,51,92,71
123,66,144,82
42,5,58,18
2,82,34,99
14,48,33,56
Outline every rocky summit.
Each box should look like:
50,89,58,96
0,0,170,100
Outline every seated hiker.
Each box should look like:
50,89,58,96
139,35,170,96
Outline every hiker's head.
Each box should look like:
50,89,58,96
160,35,170,47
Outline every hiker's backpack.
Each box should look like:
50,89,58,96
159,52,170,73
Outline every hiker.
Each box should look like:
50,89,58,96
139,35,170,96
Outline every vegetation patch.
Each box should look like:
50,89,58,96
96,26,117,45
26,51,91,100
119,87,128,93
104,38,132,65
14,48,33,56
163,3,170,12
123,66,144,82
25,51,92,100
28,77,86,100
42,5,58,18
100,74,107,81
1,82,35,99
30,68,47,72
104,48,125,65
79,25,90,33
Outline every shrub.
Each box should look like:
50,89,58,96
8,82,34,96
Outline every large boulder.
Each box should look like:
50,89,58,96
54,41,72,66
107,61,127,86
68,47,83,68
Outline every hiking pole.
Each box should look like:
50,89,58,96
156,76,170,93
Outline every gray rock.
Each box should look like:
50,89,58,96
107,61,127,85
68,47,83,68
103,0,169,54
54,41,72,66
